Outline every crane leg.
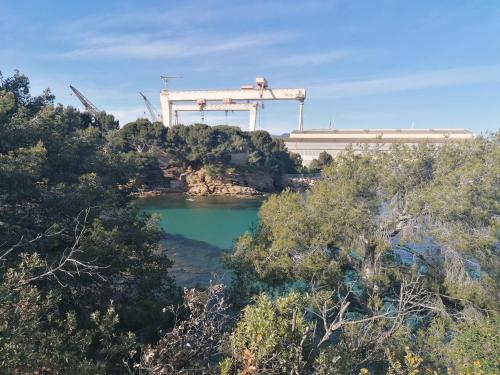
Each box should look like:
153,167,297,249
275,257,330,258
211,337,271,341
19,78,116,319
298,101,304,131
249,104,257,131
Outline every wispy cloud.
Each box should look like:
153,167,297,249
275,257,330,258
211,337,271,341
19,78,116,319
270,49,351,67
54,5,210,37
45,2,301,61
57,1,324,33
310,65,500,98
46,31,293,60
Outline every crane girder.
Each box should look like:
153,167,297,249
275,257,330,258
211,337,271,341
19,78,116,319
171,103,257,111
162,88,305,102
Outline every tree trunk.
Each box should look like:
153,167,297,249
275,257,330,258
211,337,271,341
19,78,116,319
362,241,377,280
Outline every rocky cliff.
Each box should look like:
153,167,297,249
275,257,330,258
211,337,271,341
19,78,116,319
183,167,275,197
136,165,277,198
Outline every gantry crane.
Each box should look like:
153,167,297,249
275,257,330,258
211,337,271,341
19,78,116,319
160,77,306,131
139,92,162,123
69,85,100,117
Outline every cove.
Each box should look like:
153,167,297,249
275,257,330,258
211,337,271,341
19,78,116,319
136,194,263,287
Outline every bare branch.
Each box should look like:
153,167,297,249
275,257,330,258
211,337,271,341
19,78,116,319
137,282,230,374
0,225,63,263
2,209,107,287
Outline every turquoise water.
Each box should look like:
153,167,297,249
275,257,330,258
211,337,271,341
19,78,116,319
136,194,262,286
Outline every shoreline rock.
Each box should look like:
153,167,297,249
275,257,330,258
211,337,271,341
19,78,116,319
135,166,276,198
184,167,262,197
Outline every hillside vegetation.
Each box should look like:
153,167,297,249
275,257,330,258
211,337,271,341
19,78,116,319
113,118,303,194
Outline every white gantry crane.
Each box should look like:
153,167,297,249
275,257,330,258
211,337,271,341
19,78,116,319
159,77,306,131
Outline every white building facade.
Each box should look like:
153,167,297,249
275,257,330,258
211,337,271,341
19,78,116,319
284,129,474,165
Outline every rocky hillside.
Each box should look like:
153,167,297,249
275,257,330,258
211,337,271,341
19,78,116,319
137,164,277,197
183,167,275,197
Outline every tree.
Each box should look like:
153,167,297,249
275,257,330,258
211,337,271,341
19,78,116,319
227,136,499,373
0,228,136,374
0,71,178,372
309,151,333,172
221,277,436,374
317,151,333,166
113,118,166,153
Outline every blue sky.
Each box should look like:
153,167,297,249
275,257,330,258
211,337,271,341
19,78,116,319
1,0,499,134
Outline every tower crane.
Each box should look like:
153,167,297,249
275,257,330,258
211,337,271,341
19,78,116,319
160,75,181,90
69,85,100,117
139,92,162,123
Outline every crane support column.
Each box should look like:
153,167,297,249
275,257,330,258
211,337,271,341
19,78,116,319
166,102,173,127
298,100,304,131
249,103,257,131
161,94,173,127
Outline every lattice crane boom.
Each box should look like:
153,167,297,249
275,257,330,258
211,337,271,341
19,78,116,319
139,92,162,122
69,85,100,117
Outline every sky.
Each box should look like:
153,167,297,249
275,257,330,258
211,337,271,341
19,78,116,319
1,0,499,134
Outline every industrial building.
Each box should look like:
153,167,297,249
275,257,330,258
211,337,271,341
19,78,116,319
284,128,474,165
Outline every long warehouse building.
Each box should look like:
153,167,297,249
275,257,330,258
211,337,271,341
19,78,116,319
284,128,474,165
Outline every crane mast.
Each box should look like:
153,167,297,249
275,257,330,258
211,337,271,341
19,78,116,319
69,85,100,117
139,92,162,122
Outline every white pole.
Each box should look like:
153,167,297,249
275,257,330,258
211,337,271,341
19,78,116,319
249,104,257,131
165,101,173,127
298,101,304,131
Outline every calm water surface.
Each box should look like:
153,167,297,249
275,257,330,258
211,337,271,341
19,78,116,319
136,194,263,286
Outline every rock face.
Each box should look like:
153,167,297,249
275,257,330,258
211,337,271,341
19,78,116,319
134,163,277,198
183,167,275,197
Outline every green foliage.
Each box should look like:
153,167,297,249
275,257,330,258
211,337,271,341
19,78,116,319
158,124,299,174
112,117,166,152
0,70,177,372
444,314,499,374
226,293,311,373
229,189,342,287
229,138,499,301
385,347,426,375
417,312,500,374
0,254,135,374
317,150,333,166
309,151,333,172
227,134,499,373
0,89,15,119
110,122,300,192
